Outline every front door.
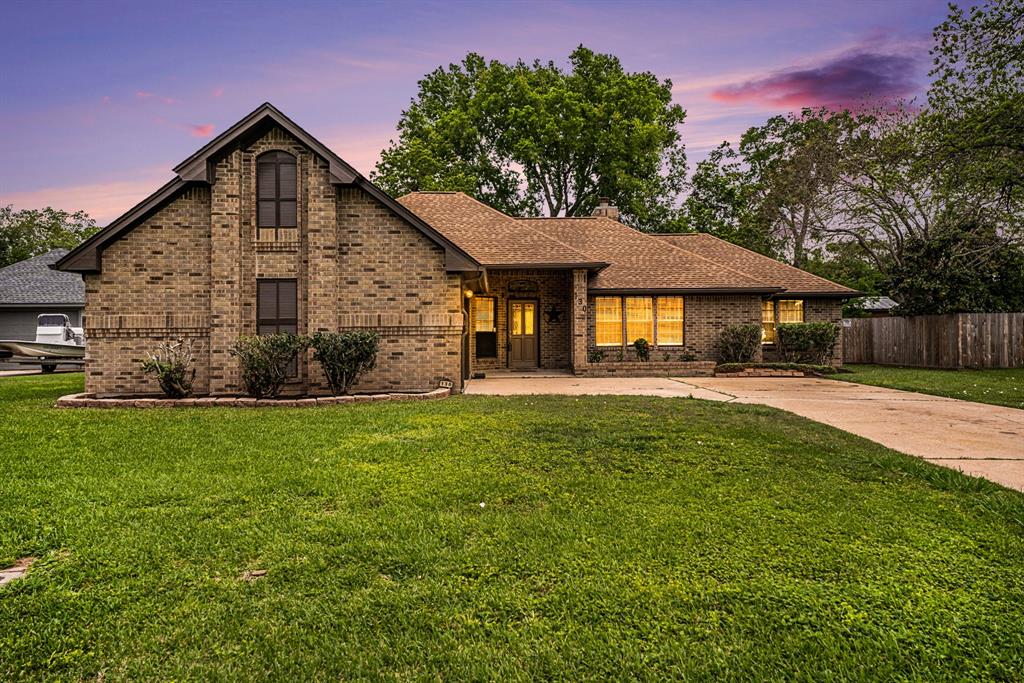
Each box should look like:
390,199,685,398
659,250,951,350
508,300,538,368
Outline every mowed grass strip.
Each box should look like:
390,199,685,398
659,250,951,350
838,364,1024,409
1,374,1022,681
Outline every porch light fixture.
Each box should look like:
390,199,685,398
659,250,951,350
464,289,474,298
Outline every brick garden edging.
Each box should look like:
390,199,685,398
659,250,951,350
55,387,451,409
714,369,807,378
576,360,716,378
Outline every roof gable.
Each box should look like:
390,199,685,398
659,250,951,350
57,104,479,273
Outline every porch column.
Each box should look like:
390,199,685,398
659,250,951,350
570,268,588,373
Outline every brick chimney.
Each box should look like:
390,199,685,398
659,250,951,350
591,197,620,221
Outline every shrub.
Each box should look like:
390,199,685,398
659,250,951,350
615,348,624,362
679,352,697,362
714,324,761,363
309,330,381,395
633,338,650,362
587,349,605,363
230,333,308,399
140,337,201,398
777,322,840,365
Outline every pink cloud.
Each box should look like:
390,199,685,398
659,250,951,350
0,168,173,225
135,90,177,105
710,51,919,111
189,123,214,138
212,87,224,98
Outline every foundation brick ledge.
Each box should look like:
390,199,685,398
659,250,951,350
55,387,451,409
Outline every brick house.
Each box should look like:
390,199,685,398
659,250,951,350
57,104,857,397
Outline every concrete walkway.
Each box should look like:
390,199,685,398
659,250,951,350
465,375,1024,492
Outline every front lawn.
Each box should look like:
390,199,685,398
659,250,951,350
838,364,1024,409
2,374,1023,680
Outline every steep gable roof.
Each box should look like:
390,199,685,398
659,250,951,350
0,249,84,306
653,233,858,297
397,192,605,268
57,103,479,273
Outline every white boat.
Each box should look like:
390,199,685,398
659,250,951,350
0,313,85,372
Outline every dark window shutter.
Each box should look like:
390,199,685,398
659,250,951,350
278,162,296,199
257,281,278,320
279,200,297,227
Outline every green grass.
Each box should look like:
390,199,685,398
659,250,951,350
838,364,1024,409
2,374,1023,681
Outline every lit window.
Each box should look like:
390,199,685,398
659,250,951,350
625,297,653,344
777,299,804,324
474,297,495,332
762,299,776,344
656,297,684,345
595,297,622,346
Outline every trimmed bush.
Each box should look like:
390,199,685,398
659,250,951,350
230,333,308,399
633,338,651,362
587,349,605,364
714,323,761,363
309,330,381,395
140,337,201,398
777,322,840,365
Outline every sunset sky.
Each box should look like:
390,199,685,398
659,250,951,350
1,0,949,224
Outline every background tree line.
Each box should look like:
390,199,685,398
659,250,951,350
3,1,1020,316
374,0,1023,315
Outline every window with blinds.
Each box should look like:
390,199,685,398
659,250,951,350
257,279,298,336
656,297,684,345
762,299,776,343
474,297,497,358
257,279,298,376
777,299,804,324
257,151,297,241
595,297,622,346
625,297,653,344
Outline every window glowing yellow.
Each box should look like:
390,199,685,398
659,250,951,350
595,297,622,346
777,299,804,324
656,297,684,345
511,303,523,335
625,297,653,344
474,297,495,332
523,303,535,335
762,299,776,343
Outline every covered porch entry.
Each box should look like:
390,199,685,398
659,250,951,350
465,268,585,377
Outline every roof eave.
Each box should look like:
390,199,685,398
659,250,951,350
588,286,784,295
772,290,863,299
483,261,610,270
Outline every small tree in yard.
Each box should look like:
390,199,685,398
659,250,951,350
140,338,202,398
309,331,381,395
714,324,761,363
776,322,840,365
230,334,308,399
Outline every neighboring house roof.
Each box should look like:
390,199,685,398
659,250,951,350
396,192,605,269
57,103,479,274
855,295,899,311
522,217,779,293
0,249,85,306
653,233,859,297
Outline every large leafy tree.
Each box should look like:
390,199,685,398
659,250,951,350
681,108,859,266
0,205,98,268
373,46,687,227
927,0,1024,205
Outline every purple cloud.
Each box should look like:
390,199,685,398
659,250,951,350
711,51,920,111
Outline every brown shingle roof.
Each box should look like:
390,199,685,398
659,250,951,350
520,217,778,292
396,192,604,268
653,233,857,296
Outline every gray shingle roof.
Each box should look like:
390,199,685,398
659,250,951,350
0,249,85,306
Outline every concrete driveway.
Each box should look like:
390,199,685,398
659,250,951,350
465,375,1024,492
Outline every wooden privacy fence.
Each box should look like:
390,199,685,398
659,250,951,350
843,313,1024,368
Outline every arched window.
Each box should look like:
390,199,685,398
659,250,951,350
257,151,296,240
